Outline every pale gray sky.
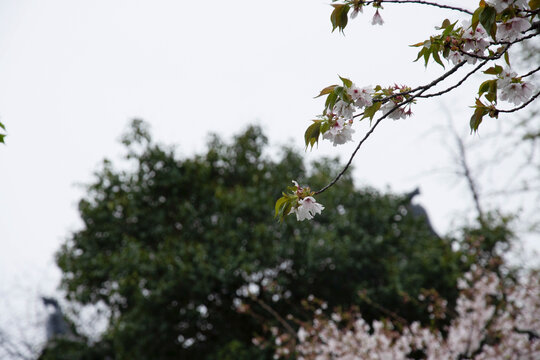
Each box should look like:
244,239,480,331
0,0,537,352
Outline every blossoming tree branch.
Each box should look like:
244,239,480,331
275,0,540,221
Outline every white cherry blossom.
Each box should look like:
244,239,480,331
500,81,535,105
292,196,324,221
497,17,531,42
347,85,373,108
488,0,530,12
323,121,355,146
350,6,362,19
448,50,464,65
381,102,410,120
497,67,518,88
333,100,355,120
371,10,383,26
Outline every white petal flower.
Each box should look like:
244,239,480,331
448,51,464,65
488,0,529,12
461,21,489,55
371,10,384,26
497,67,517,88
381,102,409,120
333,100,355,119
497,17,530,42
347,85,373,108
292,196,324,221
323,121,355,146
500,81,535,105
350,6,362,19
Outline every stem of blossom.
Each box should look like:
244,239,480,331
363,0,473,15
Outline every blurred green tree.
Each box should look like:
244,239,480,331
42,120,468,359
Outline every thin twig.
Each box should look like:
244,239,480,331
454,132,485,222
521,64,540,78
363,0,472,15
419,59,489,98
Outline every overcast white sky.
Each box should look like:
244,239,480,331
0,0,538,348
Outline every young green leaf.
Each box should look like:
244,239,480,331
479,5,497,40
362,102,382,120
316,85,338,98
339,76,352,88
483,65,503,75
304,121,322,149
431,48,445,68
325,91,338,112
330,4,350,33
274,196,288,217
471,6,483,30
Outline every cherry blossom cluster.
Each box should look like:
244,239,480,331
274,79,414,221
274,0,539,218
274,181,325,222
496,67,536,105
309,80,413,148
271,268,540,359
330,1,387,31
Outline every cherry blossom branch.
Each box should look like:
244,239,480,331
419,60,489,98
497,90,540,113
315,62,468,194
363,0,473,15
313,28,535,196
493,31,540,45
315,88,427,194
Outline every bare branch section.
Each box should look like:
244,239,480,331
521,64,540,79
454,131,485,222
365,0,473,15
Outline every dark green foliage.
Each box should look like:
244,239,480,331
51,120,466,359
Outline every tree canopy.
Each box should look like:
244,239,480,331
41,120,473,359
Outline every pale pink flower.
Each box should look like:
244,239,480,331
350,6,362,19
488,0,529,12
292,196,324,221
323,121,355,146
347,85,373,108
500,81,535,105
497,17,530,42
448,51,464,65
371,10,383,26
461,21,489,59
333,100,355,120
381,102,410,120
497,67,518,88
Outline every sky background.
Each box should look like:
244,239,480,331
0,0,538,352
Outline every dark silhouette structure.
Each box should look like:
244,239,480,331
405,187,439,238
41,297,70,340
